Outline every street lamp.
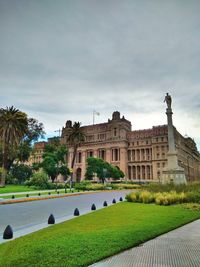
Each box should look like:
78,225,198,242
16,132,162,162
69,168,73,191
102,168,107,184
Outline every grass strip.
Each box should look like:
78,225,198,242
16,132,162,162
0,185,37,194
0,202,200,267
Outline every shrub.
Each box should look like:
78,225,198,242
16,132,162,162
74,181,92,191
26,171,49,189
139,191,154,203
112,183,141,190
183,203,200,211
86,184,106,191
126,192,139,202
186,192,200,203
126,191,187,206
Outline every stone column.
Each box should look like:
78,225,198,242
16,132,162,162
161,93,186,184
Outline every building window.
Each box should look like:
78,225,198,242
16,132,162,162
112,148,120,161
162,162,165,168
76,152,82,163
98,149,106,160
98,133,105,140
157,162,160,168
114,128,117,137
157,153,160,159
87,150,93,158
128,150,131,161
146,140,148,145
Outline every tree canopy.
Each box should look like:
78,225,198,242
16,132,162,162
0,106,45,186
85,157,124,183
67,122,86,168
41,143,69,182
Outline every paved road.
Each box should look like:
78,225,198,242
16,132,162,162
90,219,200,267
0,191,129,243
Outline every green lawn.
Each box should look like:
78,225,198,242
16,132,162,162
0,202,199,267
0,185,73,196
0,185,36,194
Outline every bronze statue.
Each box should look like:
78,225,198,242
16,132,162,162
164,93,172,109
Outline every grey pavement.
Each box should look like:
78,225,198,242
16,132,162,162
0,190,129,243
90,218,200,267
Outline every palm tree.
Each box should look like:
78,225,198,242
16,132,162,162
67,122,86,169
0,106,28,186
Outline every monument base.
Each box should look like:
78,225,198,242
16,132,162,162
161,167,187,185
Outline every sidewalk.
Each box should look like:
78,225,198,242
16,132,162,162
90,219,200,267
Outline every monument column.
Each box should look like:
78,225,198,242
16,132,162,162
161,93,187,184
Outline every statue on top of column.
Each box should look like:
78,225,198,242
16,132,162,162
164,93,172,109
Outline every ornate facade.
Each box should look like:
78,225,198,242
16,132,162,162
61,111,200,182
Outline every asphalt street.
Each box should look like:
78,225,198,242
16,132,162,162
0,190,129,243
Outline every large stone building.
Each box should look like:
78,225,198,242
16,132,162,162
61,111,200,182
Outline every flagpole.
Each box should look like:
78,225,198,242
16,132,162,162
93,110,95,125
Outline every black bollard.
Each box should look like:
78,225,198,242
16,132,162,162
26,194,29,198
103,201,108,207
48,214,55,224
57,191,60,194
74,208,80,216
48,192,51,195
91,204,96,211
38,193,41,196
3,225,13,239
112,198,116,204
119,197,123,202
12,195,15,199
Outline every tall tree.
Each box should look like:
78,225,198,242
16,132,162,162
42,143,69,182
67,122,86,169
0,106,28,186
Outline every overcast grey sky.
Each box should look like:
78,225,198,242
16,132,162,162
0,0,200,148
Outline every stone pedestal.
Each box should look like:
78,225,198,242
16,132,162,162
161,95,187,184
162,168,186,185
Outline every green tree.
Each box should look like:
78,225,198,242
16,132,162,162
41,143,69,182
67,122,86,168
85,157,124,183
0,106,28,186
0,108,45,187
8,164,32,184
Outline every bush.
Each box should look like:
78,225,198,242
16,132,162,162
183,203,200,211
126,191,187,205
139,191,154,203
186,192,200,203
125,192,139,202
25,171,50,189
86,184,106,191
144,182,200,193
74,181,91,191
112,183,141,190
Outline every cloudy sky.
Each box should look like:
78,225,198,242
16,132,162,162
0,0,200,148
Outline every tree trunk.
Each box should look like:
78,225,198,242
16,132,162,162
71,145,78,169
0,142,8,187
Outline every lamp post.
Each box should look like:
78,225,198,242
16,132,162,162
69,168,73,191
102,168,107,184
